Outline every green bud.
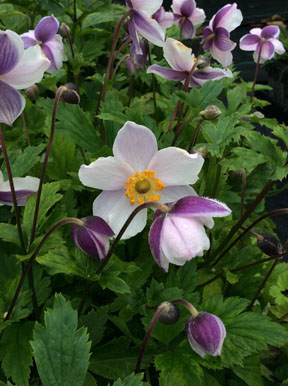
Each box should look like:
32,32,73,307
200,105,222,120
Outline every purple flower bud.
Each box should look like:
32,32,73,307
61,83,80,104
257,232,282,256
186,312,226,357
25,84,39,101
70,216,114,260
126,40,148,75
158,302,180,325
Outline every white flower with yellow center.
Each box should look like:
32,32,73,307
79,121,204,239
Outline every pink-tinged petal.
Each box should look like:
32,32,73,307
0,175,39,205
0,80,25,126
180,18,195,39
79,156,134,190
249,28,262,37
147,64,186,82
0,30,23,75
134,11,165,48
211,3,243,32
261,25,279,40
169,196,231,217
164,38,195,72
42,35,65,72
93,189,147,239
34,15,59,43
21,31,37,48
271,38,285,55
259,40,275,61
160,185,197,204
239,33,260,51
149,214,168,271
148,147,204,186
131,0,162,15
128,20,142,55
113,121,158,170
210,44,233,67
214,27,235,51
172,0,187,15
153,8,175,32
2,45,50,89
189,7,206,25
180,0,195,17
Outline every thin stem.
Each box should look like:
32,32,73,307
28,269,40,321
211,164,222,198
231,252,286,273
128,75,135,107
73,0,77,22
250,43,263,103
188,118,203,153
240,169,246,217
167,100,181,133
172,299,198,316
0,124,26,253
63,23,75,59
278,311,288,323
147,44,158,125
29,86,65,249
111,37,132,77
21,113,31,146
111,53,130,80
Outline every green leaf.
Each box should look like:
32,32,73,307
0,223,20,246
0,322,34,386
112,373,147,386
99,272,131,294
221,148,267,173
80,308,108,347
232,356,264,386
82,8,125,29
31,294,91,386
269,270,288,305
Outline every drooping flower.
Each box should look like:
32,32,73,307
70,216,114,260
149,196,231,272
152,6,175,34
79,121,204,239
202,3,243,67
125,39,148,75
21,15,66,72
240,25,285,63
126,0,165,54
0,30,50,126
147,38,232,86
172,0,205,39
0,171,39,206
186,311,226,357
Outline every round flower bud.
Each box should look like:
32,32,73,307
158,302,180,325
199,105,222,120
61,83,80,104
59,22,70,38
186,312,226,358
257,232,282,256
196,55,211,69
24,84,39,101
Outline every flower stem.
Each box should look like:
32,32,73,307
231,252,286,273
0,124,26,254
111,37,132,77
111,53,130,80
250,43,263,103
147,44,158,125
29,87,65,249
21,113,31,146
240,169,246,217
188,117,203,152
172,299,198,317
63,23,75,59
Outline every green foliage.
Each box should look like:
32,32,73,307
112,373,148,386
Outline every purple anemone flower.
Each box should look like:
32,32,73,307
70,216,114,260
0,30,50,126
21,16,66,72
147,38,232,87
186,311,226,357
149,196,231,272
172,0,205,39
126,0,165,54
126,39,148,75
240,25,285,63
152,6,175,34
0,171,39,206
202,3,243,67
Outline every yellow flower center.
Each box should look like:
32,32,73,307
124,169,166,206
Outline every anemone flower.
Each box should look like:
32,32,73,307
125,39,148,75
126,0,165,54
202,3,243,67
152,6,175,34
21,15,66,72
240,25,285,63
0,171,39,206
0,29,50,126
79,121,204,239
147,38,232,87
149,196,231,272
172,0,205,39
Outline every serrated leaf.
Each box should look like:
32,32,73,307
31,294,91,386
82,9,125,29
112,373,146,386
269,270,288,305
221,148,267,173
80,308,108,346
100,272,131,294
0,223,20,246
232,356,264,386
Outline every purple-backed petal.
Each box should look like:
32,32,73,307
202,27,214,50
83,216,114,237
71,225,108,260
210,43,233,67
0,30,23,75
259,40,275,61
211,3,243,32
189,7,206,25
147,64,186,82
149,214,167,271
130,40,148,69
163,38,195,72
181,18,195,39
42,35,65,72
0,80,25,126
134,11,165,48
271,38,285,55
169,196,231,217
192,67,232,86
152,7,175,32
21,31,37,48
239,33,260,51
0,189,35,206
126,0,133,8
34,15,59,43
131,0,162,15
261,25,279,40
180,0,195,17
128,19,142,55
214,27,234,51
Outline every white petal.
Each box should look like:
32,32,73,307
190,7,206,25
148,147,204,186
1,176,39,192
43,35,66,72
132,0,162,15
210,44,233,67
211,3,243,32
0,171,3,184
2,45,50,89
164,38,195,72
172,0,186,15
93,189,147,239
271,38,285,55
113,121,158,170
79,156,134,190
249,28,262,37
0,30,24,74
160,185,197,204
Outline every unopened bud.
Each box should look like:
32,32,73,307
252,111,265,119
196,55,211,69
200,105,222,120
24,84,39,101
257,232,282,256
197,147,208,158
59,22,70,38
158,302,180,325
61,83,80,104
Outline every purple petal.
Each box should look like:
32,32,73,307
21,36,37,48
261,25,279,40
41,44,58,71
128,19,142,55
239,33,260,51
41,36,65,72
126,0,133,8
180,0,195,17
211,3,242,32
83,216,114,237
169,196,231,217
193,68,230,81
259,40,275,61
147,64,186,82
130,40,148,69
148,214,166,271
214,27,234,51
181,18,195,39
34,16,59,43
212,4,232,29
202,27,214,50
134,11,164,48
0,31,21,75
0,80,25,126
0,189,36,206
71,225,107,260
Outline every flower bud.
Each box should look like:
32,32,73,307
257,232,282,256
24,84,39,101
199,105,222,120
59,22,70,38
70,216,114,260
186,312,226,357
158,302,180,325
196,55,211,69
196,147,208,158
61,83,80,104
